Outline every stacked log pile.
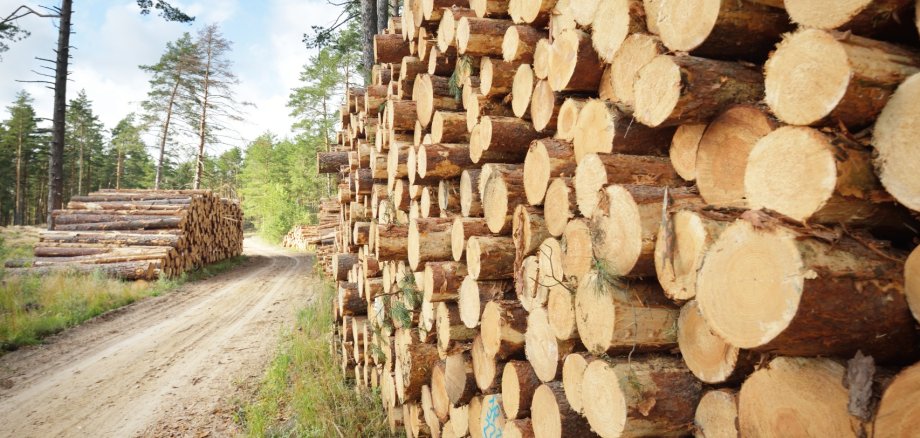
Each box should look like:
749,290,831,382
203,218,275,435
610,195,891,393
321,1,920,437
4,189,243,280
282,200,340,251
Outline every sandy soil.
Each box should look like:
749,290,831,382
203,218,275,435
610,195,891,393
0,237,314,437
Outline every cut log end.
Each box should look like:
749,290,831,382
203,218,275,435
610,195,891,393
678,300,744,384
739,357,854,438
764,29,853,126
543,178,575,237
875,361,920,438
874,72,920,211
695,389,739,438
908,246,920,324
511,64,535,118
696,220,803,349
633,55,682,128
669,123,706,182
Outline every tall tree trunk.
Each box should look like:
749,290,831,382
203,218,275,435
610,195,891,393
377,0,389,34
116,143,124,190
77,128,84,196
15,119,24,226
194,36,213,190
154,79,181,189
47,0,72,228
361,0,377,77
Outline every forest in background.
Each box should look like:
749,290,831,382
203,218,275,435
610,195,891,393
0,16,364,242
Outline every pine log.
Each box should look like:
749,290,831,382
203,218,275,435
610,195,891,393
502,419,534,438
417,143,474,181
501,361,540,419
509,0,555,25
333,253,359,281
573,153,685,219
554,98,585,142
561,353,594,414
605,33,665,107
456,17,514,57
909,246,920,324
416,74,463,127
419,385,441,437
39,231,180,247
437,303,478,357
472,335,502,392
529,80,562,133
542,177,575,237
695,105,776,206
468,396,484,438
480,57,517,97
679,300,757,384
437,7,478,52
512,205,549,260
428,46,458,77
481,299,528,359
531,38,551,80
431,111,469,144
511,64,535,118
338,282,367,316
561,218,592,281
785,0,915,35
872,72,920,212
874,360,920,437
409,217,455,270
575,270,679,355
581,356,702,438
459,275,514,328
669,123,706,181
546,286,578,343
376,33,413,64
439,179,461,214
460,169,484,217
591,185,702,278
375,223,410,260
451,404,470,437
319,151,351,173
420,187,442,218
479,394,506,437
696,214,918,361
634,55,764,127
525,306,577,383
482,163,526,233
466,91,516,131
657,0,790,59
503,25,545,63
451,217,493,261
466,235,516,280
387,141,411,191
424,261,467,302
5,260,159,281
531,382,596,438
746,126,908,227
653,209,726,301
573,99,675,162
548,29,603,92
470,0,510,17
739,357,856,438
764,29,920,128
694,389,739,438
532,237,566,310
522,139,574,206
431,361,453,422
591,0,647,63
54,218,181,231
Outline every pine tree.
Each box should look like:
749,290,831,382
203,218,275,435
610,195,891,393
0,91,38,225
189,24,245,190
111,114,152,189
64,90,105,198
140,32,200,189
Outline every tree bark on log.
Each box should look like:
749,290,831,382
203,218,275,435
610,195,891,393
656,0,790,60
376,33,413,64
531,382,596,438
764,29,920,128
575,270,679,355
480,57,517,97
503,25,544,63
409,217,455,269
696,214,918,362
456,17,514,57
548,29,603,92
451,217,493,262
785,0,915,35
634,55,765,127
573,99,675,162
581,356,702,438
481,299,528,359
501,360,540,419
466,235,516,280
573,153,685,220
319,151,351,173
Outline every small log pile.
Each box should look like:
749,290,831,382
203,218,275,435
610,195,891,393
4,189,243,280
282,200,340,251
321,2,920,437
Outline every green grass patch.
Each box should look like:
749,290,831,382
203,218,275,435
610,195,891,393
0,227,248,352
240,278,392,438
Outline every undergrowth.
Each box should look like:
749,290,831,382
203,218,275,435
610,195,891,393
241,275,391,437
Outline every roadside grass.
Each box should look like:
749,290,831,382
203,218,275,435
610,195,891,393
0,226,247,352
241,274,392,438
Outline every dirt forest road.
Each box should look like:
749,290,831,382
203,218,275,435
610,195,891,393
0,237,314,437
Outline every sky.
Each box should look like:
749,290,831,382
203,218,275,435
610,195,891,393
0,0,343,157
